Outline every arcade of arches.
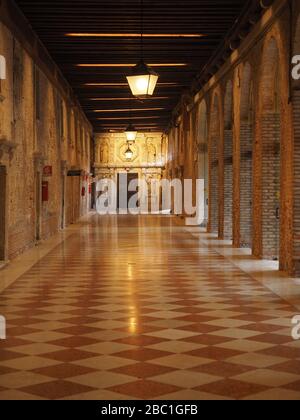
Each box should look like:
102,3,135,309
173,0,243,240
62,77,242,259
168,11,300,278
0,0,300,401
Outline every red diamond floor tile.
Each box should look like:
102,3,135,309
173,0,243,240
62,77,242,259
111,362,176,379
196,379,269,399
190,361,253,377
42,350,99,363
32,363,96,379
20,380,97,400
108,380,182,399
114,349,172,362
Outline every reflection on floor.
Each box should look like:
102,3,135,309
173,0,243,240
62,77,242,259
0,214,300,400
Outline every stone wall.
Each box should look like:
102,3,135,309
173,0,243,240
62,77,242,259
0,19,92,262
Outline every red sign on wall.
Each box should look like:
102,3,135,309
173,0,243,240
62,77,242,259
42,181,49,202
43,166,53,177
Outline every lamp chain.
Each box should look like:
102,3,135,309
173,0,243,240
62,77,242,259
140,0,144,60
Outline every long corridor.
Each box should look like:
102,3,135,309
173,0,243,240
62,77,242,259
0,214,300,400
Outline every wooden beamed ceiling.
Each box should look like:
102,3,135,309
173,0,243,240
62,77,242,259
14,0,264,133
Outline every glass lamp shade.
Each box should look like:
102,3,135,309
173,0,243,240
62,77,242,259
125,145,134,160
126,61,159,98
125,124,138,141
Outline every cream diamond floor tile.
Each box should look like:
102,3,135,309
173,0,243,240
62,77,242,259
211,329,261,339
197,303,238,310
89,312,129,320
152,370,221,388
85,320,128,330
146,341,206,354
7,344,65,356
205,319,253,328
228,353,289,368
262,319,292,327
70,371,134,389
19,331,71,343
62,389,139,401
40,305,78,313
148,311,188,320
30,313,76,321
0,356,60,371
156,389,233,400
146,320,192,329
144,304,182,311
83,331,131,341
284,341,300,349
216,339,275,352
146,329,198,340
77,342,136,355
0,371,52,389
234,369,300,387
152,354,213,369
27,321,74,331
200,310,244,319
242,388,300,400
74,355,137,370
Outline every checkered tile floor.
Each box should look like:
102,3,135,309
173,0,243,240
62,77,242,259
0,215,300,400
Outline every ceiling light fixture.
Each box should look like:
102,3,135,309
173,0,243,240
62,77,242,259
124,99,138,142
84,83,179,87
92,108,165,112
125,143,134,160
96,116,164,120
84,83,128,87
77,63,187,68
89,97,170,101
66,33,204,38
125,123,138,142
126,0,159,98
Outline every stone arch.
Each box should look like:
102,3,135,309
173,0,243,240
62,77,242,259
240,62,254,248
259,37,281,260
209,92,221,235
223,80,233,240
196,99,208,225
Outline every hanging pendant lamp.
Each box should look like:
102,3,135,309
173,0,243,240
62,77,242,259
126,0,159,98
125,142,134,160
125,123,138,141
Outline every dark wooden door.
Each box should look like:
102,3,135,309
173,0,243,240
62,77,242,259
117,173,139,210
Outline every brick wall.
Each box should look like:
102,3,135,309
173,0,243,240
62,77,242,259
261,113,281,259
240,122,253,247
210,135,219,234
224,129,233,239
